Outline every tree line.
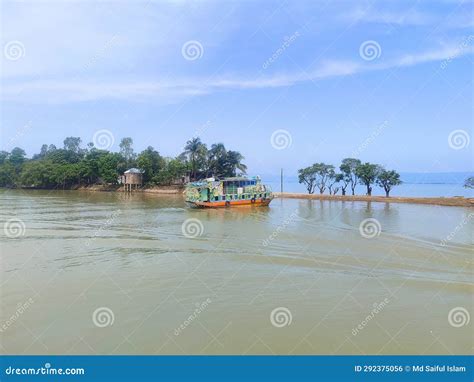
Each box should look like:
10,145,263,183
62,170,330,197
298,158,402,197
0,137,247,189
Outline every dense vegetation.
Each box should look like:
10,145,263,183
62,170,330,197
0,137,247,189
298,158,402,197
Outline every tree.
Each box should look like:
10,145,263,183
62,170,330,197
328,172,344,195
154,158,187,185
119,137,136,168
224,150,247,177
9,147,26,167
376,169,402,197
32,144,49,160
464,177,474,189
340,158,361,195
207,143,226,177
0,161,16,187
183,137,207,180
20,161,57,188
136,146,165,184
339,173,351,195
98,152,121,184
0,151,9,165
298,165,317,194
355,162,380,196
63,137,82,153
314,163,334,194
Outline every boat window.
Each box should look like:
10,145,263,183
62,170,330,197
222,195,226,200
214,196,218,201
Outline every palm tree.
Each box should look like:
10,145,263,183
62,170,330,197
183,137,206,180
226,150,247,176
207,143,227,177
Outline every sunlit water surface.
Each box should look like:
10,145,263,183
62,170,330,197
1,190,472,355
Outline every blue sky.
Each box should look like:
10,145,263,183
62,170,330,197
1,0,473,175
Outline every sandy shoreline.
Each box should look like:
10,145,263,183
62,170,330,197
273,192,473,207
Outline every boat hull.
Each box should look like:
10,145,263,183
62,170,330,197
188,197,273,208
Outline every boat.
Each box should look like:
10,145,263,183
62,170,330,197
184,176,273,208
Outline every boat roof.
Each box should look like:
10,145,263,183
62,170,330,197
222,176,252,181
124,168,144,174
186,176,260,187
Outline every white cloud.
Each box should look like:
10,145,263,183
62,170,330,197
345,8,435,26
2,43,472,103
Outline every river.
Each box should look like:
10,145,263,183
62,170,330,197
1,190,472,355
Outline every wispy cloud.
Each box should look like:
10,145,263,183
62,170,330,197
344,8,435,26
2,43,472,104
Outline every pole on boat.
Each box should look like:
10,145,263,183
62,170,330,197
280,168,283,193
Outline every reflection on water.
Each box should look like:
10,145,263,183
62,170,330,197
0,190,472,355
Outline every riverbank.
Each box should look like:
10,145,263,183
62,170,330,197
274,192,473,207
75,184,184,194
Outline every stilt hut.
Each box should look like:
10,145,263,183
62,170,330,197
122,168,144,192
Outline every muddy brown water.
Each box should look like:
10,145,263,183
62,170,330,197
1,190,472,354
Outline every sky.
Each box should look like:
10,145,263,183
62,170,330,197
1,0,473,175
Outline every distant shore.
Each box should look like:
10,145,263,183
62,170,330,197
274,192,473,207
3,186,472,207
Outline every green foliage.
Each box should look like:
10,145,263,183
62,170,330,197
355,162,381,196
9,147,26,167
136,146,165,184
0,136,247,189
376,169,402,197
0,161,16,187
298,165,318,194
299,160,402,196
298,163,337,194
153,158,187,185
119,137,136,168
98,152,122,184
182,138,246,180
183,137,207,180
340,158,361,195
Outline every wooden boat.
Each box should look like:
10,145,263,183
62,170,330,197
184,176,273,208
